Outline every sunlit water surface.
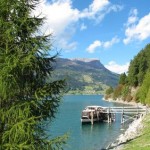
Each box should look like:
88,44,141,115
48,95,129,150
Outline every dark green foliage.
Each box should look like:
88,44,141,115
105,44,150,104
119,73,127,85
136,71,150,105
128,44,150,87
121,85,132,101
121,85,129,97
0,0,67,149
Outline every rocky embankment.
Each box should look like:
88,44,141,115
103,97,149,150
106,116,144,149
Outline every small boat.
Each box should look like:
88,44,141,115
81,105,115,124
81,106,106,124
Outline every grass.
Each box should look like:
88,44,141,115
123,113,150,150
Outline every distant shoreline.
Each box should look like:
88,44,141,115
103,97,146,107
65,93,146,108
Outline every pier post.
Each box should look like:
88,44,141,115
137,105,139,119
107,108,109,123
109,107,112,123
91,111,93,125
121,108,124,124
107,107,111,123
113,113,116,122
97,111,99,121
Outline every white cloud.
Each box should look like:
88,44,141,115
86,37,120,53
33,0,122,51
126,9,138,26
33,0,79,37
80,0,123,23
124,10,150,44
80,0,109,21
90,0,109,13
86,40,102,53
58,39,77,52
80,23,87,31
105,61,129,74
103,37,120,48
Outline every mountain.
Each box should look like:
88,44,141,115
50,58,119,94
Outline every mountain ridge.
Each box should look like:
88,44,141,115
51,58,119,94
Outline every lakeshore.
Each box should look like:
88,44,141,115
123,113,150,150
103,97,150,150
104,97,146,107
106,113,145,150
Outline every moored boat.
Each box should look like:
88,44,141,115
81,105,116,124
81,106,107,124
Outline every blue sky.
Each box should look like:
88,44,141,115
34,0,150,74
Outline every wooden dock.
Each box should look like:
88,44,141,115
82,106,148,125
103,106,148,124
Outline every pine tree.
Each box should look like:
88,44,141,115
0,0,67,149
119,73,127,85
128,44,150,87
136,71,150,104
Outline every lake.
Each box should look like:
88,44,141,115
48,95,129,150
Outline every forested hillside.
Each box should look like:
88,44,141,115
105,44,150,105
50,58,119,94
128,44,150,87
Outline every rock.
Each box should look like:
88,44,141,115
106,115,144,149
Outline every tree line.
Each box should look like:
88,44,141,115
105,44,150,105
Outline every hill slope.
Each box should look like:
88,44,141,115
51,58,119,94
105,44,150,104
